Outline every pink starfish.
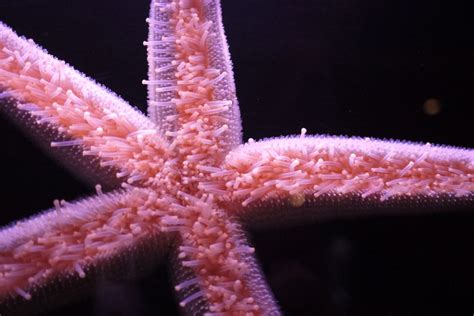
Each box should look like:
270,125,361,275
1,1,473,315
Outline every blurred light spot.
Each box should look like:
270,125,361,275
423,98,442,116
289,193,305,207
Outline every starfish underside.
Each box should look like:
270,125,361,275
0,0,473,315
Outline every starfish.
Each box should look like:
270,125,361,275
1,0,473,315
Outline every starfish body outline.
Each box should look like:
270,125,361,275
0,1,473,315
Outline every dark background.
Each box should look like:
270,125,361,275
1,0,473,315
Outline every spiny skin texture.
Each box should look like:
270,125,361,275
217,136,473,206
0,0,473,315
0,0,277,314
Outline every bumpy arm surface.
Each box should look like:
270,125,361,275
0,23,167,189
0,188,172,314
208,135,474,226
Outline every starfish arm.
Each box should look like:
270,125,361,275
210,135,474,226
0,188,172,314
139,1,283,313
164,198,280,315
145,0,242,154
0,22,168,189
